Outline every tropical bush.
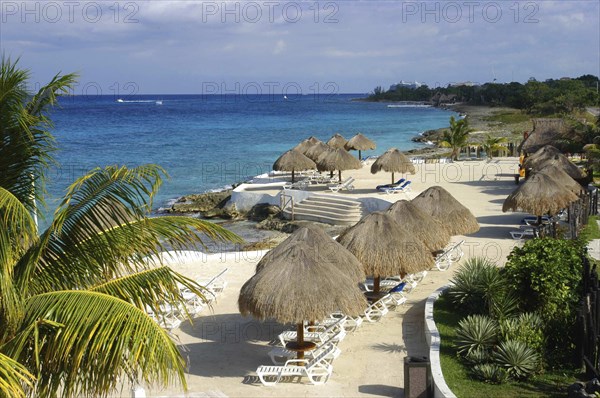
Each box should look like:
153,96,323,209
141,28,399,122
0,57,241,397
499,313,545,356
448,257,506,315
472,363,509,384
493,340,541,380
455,315,498,355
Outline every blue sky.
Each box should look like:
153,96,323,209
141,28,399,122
1,0,599,94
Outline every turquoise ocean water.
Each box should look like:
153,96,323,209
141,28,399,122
48,94,456,214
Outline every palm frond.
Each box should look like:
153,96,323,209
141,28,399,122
0,351,35,398
5,290,186,398
21,215,241,295
90,266,210,316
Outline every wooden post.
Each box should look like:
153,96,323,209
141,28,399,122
373,276,381,295
297,323,304,360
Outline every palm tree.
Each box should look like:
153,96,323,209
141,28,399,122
438,116,473,161
0,57,241,397
481,134,508,160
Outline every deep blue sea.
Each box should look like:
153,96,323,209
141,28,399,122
47,94,456,213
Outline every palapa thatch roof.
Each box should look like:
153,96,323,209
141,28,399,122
336,212,433,278
533,165,584,195
272,149,316,182
294,136,321,155
256,225,365,283
316,148,362,181
304,141,331,162
327,133,348,149
238,239,367,324
524,145,586,179
386,200,451,252
502,172,579,215
370,148,416,183
345,133,376,151
411,186,480,235
519,119,565,154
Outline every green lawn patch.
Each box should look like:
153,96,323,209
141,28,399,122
434,293,580,398
484,110,531,124
580,215,600,241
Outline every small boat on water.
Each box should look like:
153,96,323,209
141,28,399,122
117,98,124,103
156,100,163,105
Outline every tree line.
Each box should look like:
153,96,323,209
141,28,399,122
368,75,599,115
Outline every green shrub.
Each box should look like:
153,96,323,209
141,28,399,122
503,238,583,365
464,347,490,366
456,315,498,355
472,363,509,384
493,340,540,379
489,291,520,321
499,313,545,356
503,238,583,321
449,257,506,315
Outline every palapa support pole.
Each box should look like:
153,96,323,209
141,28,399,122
391,171,395,184
291,169,295,183
358,149,362,160
338,170,342,183
373,276,381,295
297,323,305,360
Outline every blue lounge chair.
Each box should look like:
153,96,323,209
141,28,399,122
376,178,405,190
380,180,411,194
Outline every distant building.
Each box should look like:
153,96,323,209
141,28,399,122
449,81,476,87
389,80,423,91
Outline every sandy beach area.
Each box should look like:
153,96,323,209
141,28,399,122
138,157,528,398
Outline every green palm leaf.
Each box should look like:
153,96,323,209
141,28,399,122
91,266,210,316
5,290,186,398
0,351,34,398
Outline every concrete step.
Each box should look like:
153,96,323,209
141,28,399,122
293,202,362,216
282,194,363,225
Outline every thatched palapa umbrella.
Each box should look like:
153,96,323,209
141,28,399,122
370,148,416,184
386,200,451,252
502,172,579,217
336,212,432,297
239,227,367,359
316,148,361,182
256,225,365,283
304,141,330,162
524,145,586,180
273,149,316,183
411,186,480,235
294,136,321,155
327,133,348,149
345,133,376,160
535,165,584,196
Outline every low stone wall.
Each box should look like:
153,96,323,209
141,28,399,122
424,285,457,398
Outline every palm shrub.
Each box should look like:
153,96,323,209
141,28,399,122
455,314,498,356
471,363,509,384
448,257,507,315
493,340,541,379
481,134,508,160
438,115,473,161
0,57,242,397
499,313,545,357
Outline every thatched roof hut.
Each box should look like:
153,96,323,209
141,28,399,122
273,149,316,182
386,200,451,252
524,145,586,180
411,186,480,235
519,119,565,154
336,212,432,293
327,133,348,149
502,172,579,215
370,148,416,184
294,136,321,155
256,225,365,283
316,148,362,182
304,141,330,162
533,165,584,196
345,133,376,159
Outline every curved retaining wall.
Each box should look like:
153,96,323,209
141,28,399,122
424,285,457,398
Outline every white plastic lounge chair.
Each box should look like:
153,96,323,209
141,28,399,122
362,299,389,323
278,317,346,347
283,179,309,190
376,178,405,191
328,177,355,193
381,180,411,194
434,240,465,271
510,229,536,240
380,282,408,310
256,344,336,386
268,332,343,366
326,312,363,332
